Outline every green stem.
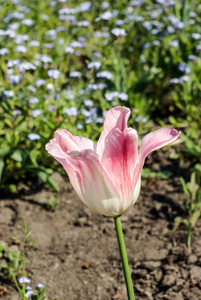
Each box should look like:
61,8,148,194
114,216,135,300
187,222,192,252
12,275,25,300
182,0,188,25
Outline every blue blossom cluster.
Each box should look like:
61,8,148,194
18,277,46,299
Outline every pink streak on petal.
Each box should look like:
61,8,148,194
66,149,121,216
125,128,139,183
100,127,138,204
133,128,181,187
97,106,130,156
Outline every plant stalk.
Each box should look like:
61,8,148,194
114,216,135,300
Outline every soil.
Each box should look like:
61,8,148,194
0,151,201,300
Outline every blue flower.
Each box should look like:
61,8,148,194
77,2,92,12
28,97,39,104
41,54,52,64
192,33,201,40
25,290,34,299
77,123,84,129
3,90,14,98
83,99,94,107
35,79,46,87
22,19,35,26
69,71,81,78
96,71,113,80
14,34,29,44
64,107,78,117
36,283,45,288
178,62,190,73
87,61,101,69
48,105,57,112
170,40,179,48
28,133,41,141
111,28,127,37
96,11,113,21
0,48,9,55
18,62,36,72
15,45,27,53
31,109,43,118
47,69,60,79
65,47,74,54
135,116,148,123
18,277,31,284
8,74,21,85
96,117,104,123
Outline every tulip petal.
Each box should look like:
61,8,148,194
100,127,139,203
97,106,130,156
66,149,127,216
46,138,85,203
133,128,181,186
139,128,181,159
73,136,97,152
55,129,80,152
55,129,97,152
45,138,66,159
102,106,130,133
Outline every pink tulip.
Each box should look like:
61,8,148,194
46,106,181,217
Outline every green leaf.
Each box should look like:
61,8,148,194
180,177,189,196
35,169,48,182
6,184,17,192
173,216,189,231
0,159,5,183
0,147,12,158
4,119,13,128
7,251,14,261
23,221,27,234
31,167,58,191
0,243,5,252
12,236,21,243
29,240,38,247
11,149,26,162
47,176,59,191
195,164,201,172
0,262,9,269
26,230,32,238
191,210,201,227
29,150,39,165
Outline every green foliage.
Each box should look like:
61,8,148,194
29,285,50,300
174,170,201,251
0,248,21,278
0,222,37,279
142,168,173,179
47,195,58,211
0,222,50,299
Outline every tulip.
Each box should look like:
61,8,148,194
46,106,181,300
46,106,181,217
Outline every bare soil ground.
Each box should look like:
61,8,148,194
0,151,201,300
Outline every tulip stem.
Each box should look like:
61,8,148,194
114,216,135,300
